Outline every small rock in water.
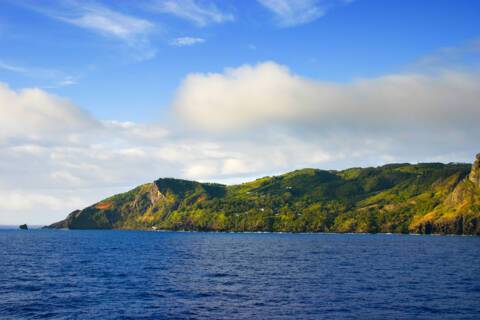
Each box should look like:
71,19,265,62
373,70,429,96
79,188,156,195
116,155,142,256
19,224,28,230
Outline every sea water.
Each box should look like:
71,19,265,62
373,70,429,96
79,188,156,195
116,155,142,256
0,230,479,319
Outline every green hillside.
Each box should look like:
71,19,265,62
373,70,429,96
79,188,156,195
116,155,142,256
48,154,480,235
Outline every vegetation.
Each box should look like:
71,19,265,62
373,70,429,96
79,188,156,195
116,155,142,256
48,156,480,235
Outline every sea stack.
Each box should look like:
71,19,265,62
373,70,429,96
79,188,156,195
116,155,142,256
469,153,480,187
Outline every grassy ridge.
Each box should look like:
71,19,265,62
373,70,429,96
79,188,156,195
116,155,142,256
49,160,480,235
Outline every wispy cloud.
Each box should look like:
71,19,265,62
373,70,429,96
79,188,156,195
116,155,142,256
257,0,352,27
44,76,79,89
171,36,205,47
0,61,27,73
150,0,234,27
411,38,480,71
0,59,79,88
60,4,153,41
18,1,156,60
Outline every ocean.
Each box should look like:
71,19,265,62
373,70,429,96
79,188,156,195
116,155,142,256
0,230,479,319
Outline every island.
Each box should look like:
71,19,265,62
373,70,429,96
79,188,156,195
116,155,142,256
19,224,28,230
47,154,480,235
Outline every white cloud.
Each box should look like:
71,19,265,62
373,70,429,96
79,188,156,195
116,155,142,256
103,120,169,141
257,0,350,27
0,189,111,225
0,85,347,223
150,0,234,26
0,83,98,142
172,61,480,133
167,60,479,181
222,158,257,175
171,37,205,47
0,191,67,212
183,162,218,178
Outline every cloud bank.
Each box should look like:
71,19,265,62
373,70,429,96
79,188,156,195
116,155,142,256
1,60,479,224
173,62,480,134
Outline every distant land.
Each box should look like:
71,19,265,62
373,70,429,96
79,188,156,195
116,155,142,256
48,154,480,235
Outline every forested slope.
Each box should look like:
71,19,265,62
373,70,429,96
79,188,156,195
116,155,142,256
48,154,480,235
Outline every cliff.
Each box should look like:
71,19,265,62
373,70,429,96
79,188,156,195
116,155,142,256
469,153,480,187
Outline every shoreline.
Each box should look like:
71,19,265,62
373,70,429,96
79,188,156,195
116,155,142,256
3,226,477,237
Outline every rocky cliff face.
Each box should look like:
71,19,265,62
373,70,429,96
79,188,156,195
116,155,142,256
469,153,480,187
410,153,480,235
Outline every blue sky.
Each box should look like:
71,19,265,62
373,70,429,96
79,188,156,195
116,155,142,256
1,0,479,121
1,0,480,224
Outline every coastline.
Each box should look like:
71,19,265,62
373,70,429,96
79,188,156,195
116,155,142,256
5,226,477,237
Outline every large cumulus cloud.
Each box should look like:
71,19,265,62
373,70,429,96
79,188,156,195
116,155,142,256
0,83,98,142
172,61,480,133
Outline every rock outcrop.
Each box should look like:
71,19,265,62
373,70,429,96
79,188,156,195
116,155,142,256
409,153,480,235
46,210,81,229
469,153,480,187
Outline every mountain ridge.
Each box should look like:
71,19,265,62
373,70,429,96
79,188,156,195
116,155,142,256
48,155,480,235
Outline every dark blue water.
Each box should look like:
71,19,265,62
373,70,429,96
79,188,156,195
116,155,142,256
0,231,479,319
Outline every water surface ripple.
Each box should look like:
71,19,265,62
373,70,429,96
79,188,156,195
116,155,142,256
0,230,479,319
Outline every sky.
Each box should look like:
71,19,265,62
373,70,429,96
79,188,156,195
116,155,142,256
0,0,480,225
